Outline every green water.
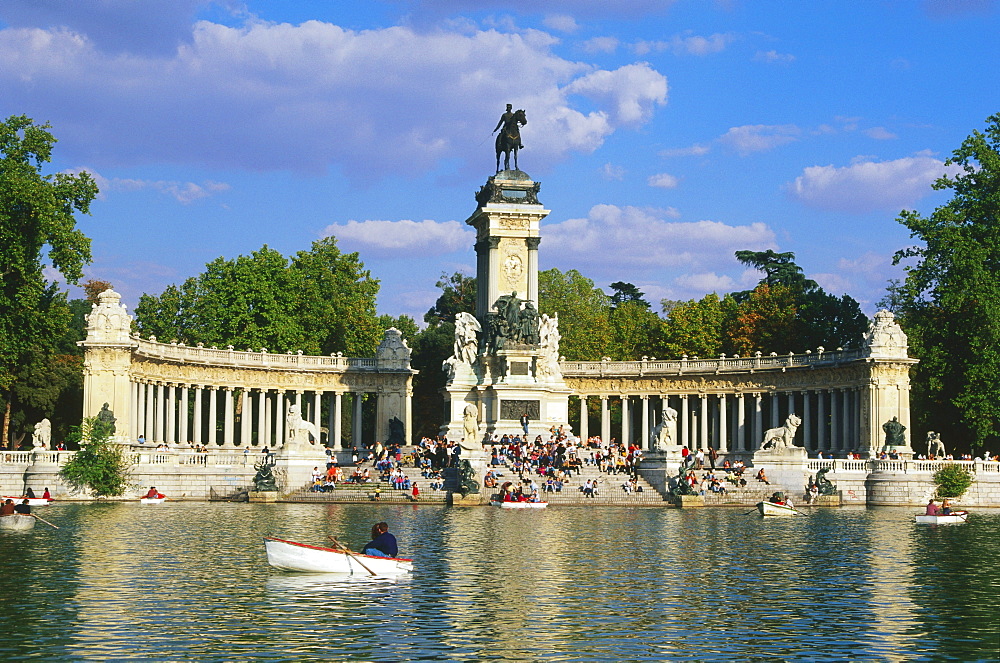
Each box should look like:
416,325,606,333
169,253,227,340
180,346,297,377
1,503,998,661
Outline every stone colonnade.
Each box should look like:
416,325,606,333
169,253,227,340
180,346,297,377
80,290,415,449
127,382,378,449
573,388,868,454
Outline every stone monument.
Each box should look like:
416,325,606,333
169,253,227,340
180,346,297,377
440,120,572,501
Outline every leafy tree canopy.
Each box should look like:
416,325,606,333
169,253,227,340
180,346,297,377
608,281,650,310
538,268,613,360
886,112,1000,448
135,237,383,356
59,416,133,497
424,272,476,327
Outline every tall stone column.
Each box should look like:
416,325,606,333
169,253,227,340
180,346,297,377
770,392,780,428
830,390,840,453
330,391,344,449
679,394,689,449
241,389,253,449
257,389,267,448
166,383,176,444
129,381,138,441
352,392,363,448
155,382,165,443
579,396,588,440
801,390,811,452
600,396,610,443
526,237,540,305
137,381,147,441
312,391,322,441
737,392,746,452
640,396,649,450
275,390,285,448
621,396,631,447
193,386,203,445
753,393,763,449
179,385,189,445
699,394,709,451
208,387,218,447
223,387,235,447
405,388,413,445
818,390,827,453
717,394,728,453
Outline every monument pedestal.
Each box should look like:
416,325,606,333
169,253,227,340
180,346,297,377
751,446,810,498
249,490,278,503
274,446,327,492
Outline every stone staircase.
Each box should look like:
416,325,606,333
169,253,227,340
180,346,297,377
487,463,670,506
283,480,449,504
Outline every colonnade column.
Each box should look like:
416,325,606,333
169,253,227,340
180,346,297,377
155,383,165,443
352,393,363,447
179,385,189,445
771,393,780,428
165,383,175,444
830,390,839,453
207,387,218,446
817,389,827,453
192,387,203,445
579,396,588,440
276,390,286,447
129,381,138,441
256,389,266,448
621,396,630,446
737,393,746,452
717,394,728,452
679,395,689,449
137,381,147,441
312,391,322,442
640,396,649,450
241,389,253,448
334,392,343,448
699,394,708,450
801,391,811,452
600,396,610,443
223,387,235,446
753,393,763,450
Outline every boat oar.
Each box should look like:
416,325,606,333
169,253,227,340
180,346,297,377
328,536,377,577
31,514,59,529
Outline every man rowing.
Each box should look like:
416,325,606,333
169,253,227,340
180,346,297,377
362,522,398,558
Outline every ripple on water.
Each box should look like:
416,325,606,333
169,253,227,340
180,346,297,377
1,502,999,661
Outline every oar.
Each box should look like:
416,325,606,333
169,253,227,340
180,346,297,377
31,514,59,529
328,536,377,577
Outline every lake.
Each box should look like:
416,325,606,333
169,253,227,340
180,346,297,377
1,502,998,661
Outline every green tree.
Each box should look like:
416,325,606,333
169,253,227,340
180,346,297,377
888,113,1000,449
933,463,974,499
59,416,133,497
538,268,612,360
661,293,732,358
0,115,97,446
609,300,664,360
135,238,382,356
424,272,476,326
608,281,650,310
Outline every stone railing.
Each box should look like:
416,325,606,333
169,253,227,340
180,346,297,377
1,449,254,468
561,348,864,377
806,459,1000,475
134,337,380,372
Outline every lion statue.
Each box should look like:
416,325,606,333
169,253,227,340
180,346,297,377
285,404,320,450
760,414,802,451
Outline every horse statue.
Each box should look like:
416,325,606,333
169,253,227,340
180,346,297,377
760,414,802,451
285,403,320,450
495,108,527,173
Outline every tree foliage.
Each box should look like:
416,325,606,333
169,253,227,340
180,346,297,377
424,272,476,326
0,115,96,391
933,463,974,499
59,416,133,497
887,113,1000,448
135,238,382,356
538,268,613,360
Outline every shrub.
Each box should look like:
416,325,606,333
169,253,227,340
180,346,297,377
59,417,133,497
933,463,974,499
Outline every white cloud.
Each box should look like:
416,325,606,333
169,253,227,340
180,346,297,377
647,172,679,188
0,20,668,178
600,163,626,180
634,32,735,56
66,167,230,203
660,144,711,157
323,219,475,254
673,272,737,292
786,155,962,213
753,49,795,63
581,35,619,53
718,124,800,155
542,204,775,273
542,14,578,32
865,126,898,140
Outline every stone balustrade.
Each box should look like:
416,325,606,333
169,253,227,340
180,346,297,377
135,337,381,372
806,458,1000,475
560,348,862,377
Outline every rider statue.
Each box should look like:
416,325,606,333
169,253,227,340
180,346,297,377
493,103,524,150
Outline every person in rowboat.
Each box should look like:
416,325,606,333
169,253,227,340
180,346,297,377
925,499,941,516
362,522,398,558
145,487,165,499
13,499,31,515
0,499,14,516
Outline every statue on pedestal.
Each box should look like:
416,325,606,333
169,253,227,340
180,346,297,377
97,403,117,434
651,406,678,451
493,104,527,173
31,418,51,449
759,414,801,451
253,454,278,492
285,404,319,450
461,403,480,451
453,312,481,365
926,431,945,457
883,417,906,447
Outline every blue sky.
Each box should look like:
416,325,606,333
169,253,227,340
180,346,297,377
2,0,998,321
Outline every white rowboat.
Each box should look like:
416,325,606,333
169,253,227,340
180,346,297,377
0,515,36,531
915,512,968,525
757,501,797,517
489,500,548,509
263,537,413,575
140,497,167,504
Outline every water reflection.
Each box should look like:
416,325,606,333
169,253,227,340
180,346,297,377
1,503,998,661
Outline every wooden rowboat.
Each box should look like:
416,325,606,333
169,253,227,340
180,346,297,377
489,500,548,509
263,537,413,575
0,514,36,531
140,497,167,504
915,512,968,525
757,501,797,517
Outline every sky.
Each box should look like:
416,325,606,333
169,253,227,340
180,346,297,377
3,0,999,323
